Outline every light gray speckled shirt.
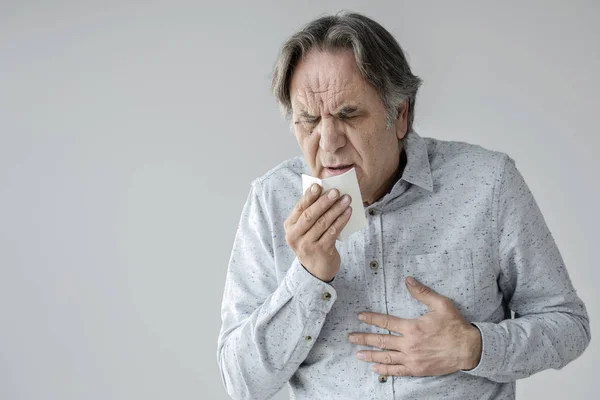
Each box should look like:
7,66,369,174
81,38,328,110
217,130,590,400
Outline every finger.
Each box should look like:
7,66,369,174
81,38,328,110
315,202,352,245
405,276,450,311
372,363,416,377
293,189,342,237
358,312,412,335
356,350,407,365
285,184,321,227
317,205,352,244
304,194,351,242
348,333,402,351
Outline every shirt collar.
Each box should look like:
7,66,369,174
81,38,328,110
399,130,434,192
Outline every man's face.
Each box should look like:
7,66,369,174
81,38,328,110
289,49,408,206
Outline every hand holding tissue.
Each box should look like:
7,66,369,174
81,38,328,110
302,168,367,241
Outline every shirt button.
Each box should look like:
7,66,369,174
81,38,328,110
370,260,379,270
322,292,331,300
305,335,312,341
368,209,377,216
378,375,388,383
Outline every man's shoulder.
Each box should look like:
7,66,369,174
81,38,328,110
423,135,509,176
251,155,306,194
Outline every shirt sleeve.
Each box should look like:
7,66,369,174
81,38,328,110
463,155,591,382
217,181,337,400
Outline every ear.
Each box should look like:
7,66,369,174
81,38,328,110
395,99,409,140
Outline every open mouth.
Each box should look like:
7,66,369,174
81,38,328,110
324,164,354,177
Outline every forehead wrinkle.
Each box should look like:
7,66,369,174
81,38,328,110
292,63,364,115
292,91,321,115
326,87,356,111
299,86,356,115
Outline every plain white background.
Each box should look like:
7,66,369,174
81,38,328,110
0,1,597,399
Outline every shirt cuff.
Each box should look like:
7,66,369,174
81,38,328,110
461,322,507,378
301,263,335,283
284,258,338,314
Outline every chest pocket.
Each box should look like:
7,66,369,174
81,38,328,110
402,249,475,320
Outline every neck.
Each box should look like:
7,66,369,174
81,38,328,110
363,142,407,206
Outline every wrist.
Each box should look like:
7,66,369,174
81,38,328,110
461,324,482,370
300,263,335,283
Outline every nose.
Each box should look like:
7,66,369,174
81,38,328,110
318,117,346,153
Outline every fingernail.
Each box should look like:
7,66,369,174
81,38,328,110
311,184,319,194
348,334,357,343
356,352,366,360
406,276,417,286
344,207,352,215
328,189,339,199
341,194,351,205
358,313,365,321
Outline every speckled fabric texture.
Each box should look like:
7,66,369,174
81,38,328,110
217,130,590,400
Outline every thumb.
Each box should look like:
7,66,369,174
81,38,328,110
405,276,446,310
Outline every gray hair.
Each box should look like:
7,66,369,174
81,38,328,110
271,11,423,131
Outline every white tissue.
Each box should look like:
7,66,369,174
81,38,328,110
301,167,367,241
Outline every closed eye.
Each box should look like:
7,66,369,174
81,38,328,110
294,115,321,125
337,106,358,120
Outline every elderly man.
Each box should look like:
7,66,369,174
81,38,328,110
217,11,590,400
